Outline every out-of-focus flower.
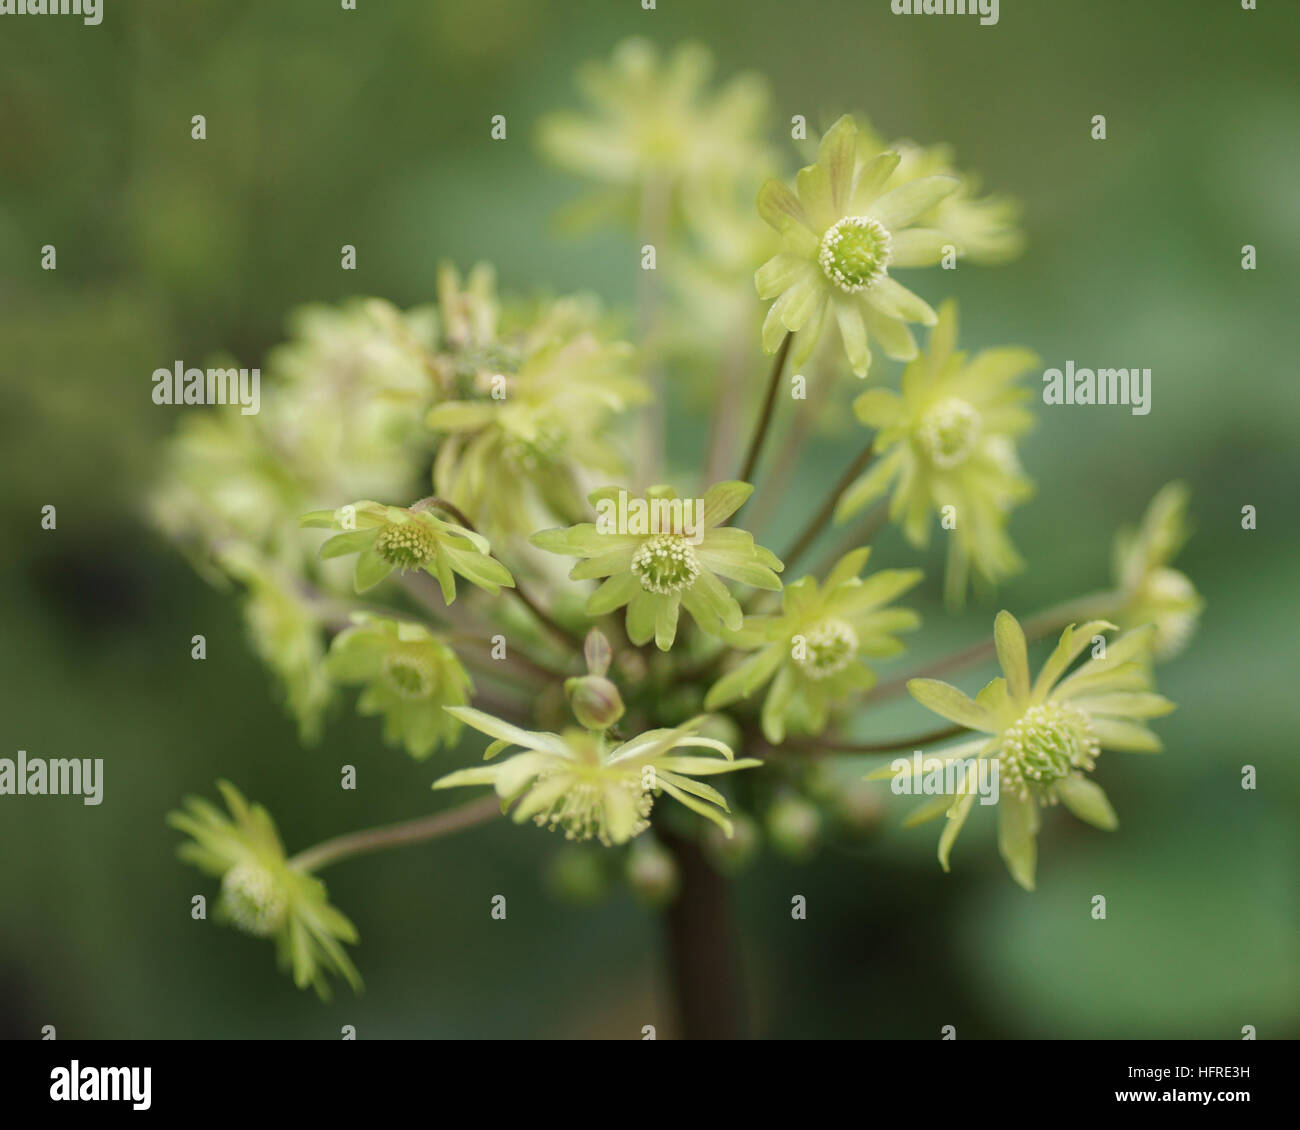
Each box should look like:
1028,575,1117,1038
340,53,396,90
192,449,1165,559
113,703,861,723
537,38,772,230
1110,482,1203,659
432,708,761,844
706,548,921,742
299,500,514,599
168,781,361,998
219,546,332,744
426,264,645,540
532,482,783,650
885,612,1176,890
756,114,958,378
838,300,1038,604
326,614,472,759
852,124,1024,264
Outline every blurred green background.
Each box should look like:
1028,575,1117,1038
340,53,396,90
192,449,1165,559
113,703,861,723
1,0,1296,1039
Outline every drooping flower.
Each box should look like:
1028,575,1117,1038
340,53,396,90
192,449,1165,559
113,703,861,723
326,614,472,759
706,548,921,742
1110,482,1203,659
881,611,1176,890
168,781,361,998
432,708,761,844
299,500,514,600
756,114,959,378
219,545,332,744
425,264,645,540
537,38,772,230
837,300,1038,604
531,481,784,650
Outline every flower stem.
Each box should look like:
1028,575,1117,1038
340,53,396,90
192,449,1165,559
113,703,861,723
778,723,965,755
412,496,584,654
288,796,501,874
736,333,794,491
780,444,875,573
658,827,749,1039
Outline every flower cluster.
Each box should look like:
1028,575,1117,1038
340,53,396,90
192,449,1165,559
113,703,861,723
152,37,1199,998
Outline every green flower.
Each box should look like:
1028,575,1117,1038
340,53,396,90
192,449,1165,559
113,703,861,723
886,611,1176,890
432,708,761,844
426,266,645,539
219,546,332,745
531,482,784,650
168,781,361,998
850,123,1024,265
706,548,921,742
756,114,959,378
537,38,772,230
327,614,472,759
300,500,514,600
1111,482,1203,659
837,300,1038,604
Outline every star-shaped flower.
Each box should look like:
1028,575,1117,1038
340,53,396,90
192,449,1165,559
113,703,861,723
300,500,514,600
837,300,1038,604
756,113,959,378
531,481,783,650
432,708,761,844
705,548,921,742
168,781,361,998
327,614,472,759
880,611,1176,890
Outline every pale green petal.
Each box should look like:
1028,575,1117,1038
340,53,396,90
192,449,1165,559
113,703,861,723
888,228,949,268
907,678,994,731
1056,775,1118,830
587,570,642,616
353,547,394,592
756,254,816,300
320,529,379,560
997,792,1039,890
1031,620,1118,700
704,644,785,709
757,177,811,234
1090,717,1164,753
834,298,870,377
701,480,753,527
867,175,960,231
993,610,1031,701
937,790,975,872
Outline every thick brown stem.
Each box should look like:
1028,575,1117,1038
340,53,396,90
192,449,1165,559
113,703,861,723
659,829,749,1040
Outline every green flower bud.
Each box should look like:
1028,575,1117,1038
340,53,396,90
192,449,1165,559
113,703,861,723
625,838,679,907
565,675,626,731
766,795,822,860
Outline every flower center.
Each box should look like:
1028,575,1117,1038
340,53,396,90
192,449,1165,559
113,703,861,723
1000,702,1100,799
796,618,859,680
919,397,982,468
382,646,437,700
221,862,287,937
631,534,701,595
532,768,654,847
375,520,439,570
818,216,893,293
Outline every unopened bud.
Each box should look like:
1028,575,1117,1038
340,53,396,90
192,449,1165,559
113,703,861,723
565,675,625,730
767,795,822,860
625,837,679,907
